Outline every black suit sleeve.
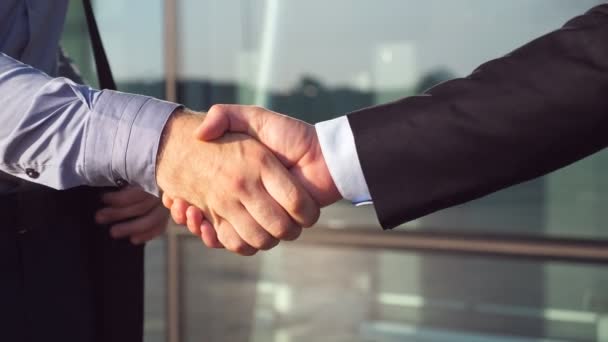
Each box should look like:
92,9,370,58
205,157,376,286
347,4,608,229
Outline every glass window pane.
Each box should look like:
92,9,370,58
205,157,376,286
62,0,165,98
176,0,607,240
180,239,608,341
144,239,167,342
61,1,96,86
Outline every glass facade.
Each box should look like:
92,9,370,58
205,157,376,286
59,0,608,341
174,0,608,240
62,0,165,98
180,241,608,341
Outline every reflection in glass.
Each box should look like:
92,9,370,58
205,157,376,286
63,0,165,98
177,0,606,239
180,241,608,341
174,1,606,342
63,1,608,341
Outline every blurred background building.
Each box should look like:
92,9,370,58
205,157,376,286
62,1,608,341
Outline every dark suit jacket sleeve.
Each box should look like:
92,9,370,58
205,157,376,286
347,4,608,229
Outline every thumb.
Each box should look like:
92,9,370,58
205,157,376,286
194,104,264,141
194,106,231,141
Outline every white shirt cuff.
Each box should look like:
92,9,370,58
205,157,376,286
315,116,373,206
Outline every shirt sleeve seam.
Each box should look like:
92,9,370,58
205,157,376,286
122,97,154,181
114,96,141,181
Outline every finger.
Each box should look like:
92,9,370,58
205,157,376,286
215,219,257,256
96,195,160,224
110,205,169,239
196,104,265,141
222,203,279,250
101,186,150,207
130,224,167,245
241,184,302,241
200,220,224,249
196,105,232,140
260,157,320,228
185,206,203,236
170,198,190,225
162,193,174,208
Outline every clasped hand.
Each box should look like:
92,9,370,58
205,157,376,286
156,108,340,255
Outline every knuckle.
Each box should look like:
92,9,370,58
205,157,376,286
284,191,320,228
220,234,255,256
303,206,321,228
230,176,248,192
259,238,279,251
257,151,274,168
287,194,306,216
272,218,297,240
202,229,222,248
279,225,302,241
234,242,257,256
251,233,278,251
248,237,265,250
208,104,227,114
224,239,240,253
215,221,258,256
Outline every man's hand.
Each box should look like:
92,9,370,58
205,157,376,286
162,193,222,248
96,186,169,245
164,105,342,247
156,109,320,255
199,105,340,205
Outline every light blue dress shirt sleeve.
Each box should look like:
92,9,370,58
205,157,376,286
0,52,180,195
315,116,373,206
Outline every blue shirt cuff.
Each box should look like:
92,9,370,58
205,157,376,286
85,90,180,195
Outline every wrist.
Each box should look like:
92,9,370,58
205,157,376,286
313,134,343,206
156,108,204,193
299,131,342,207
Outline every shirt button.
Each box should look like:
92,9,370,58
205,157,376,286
115,178,128,188
25,168,40,179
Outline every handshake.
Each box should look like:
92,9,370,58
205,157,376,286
156,105,342,255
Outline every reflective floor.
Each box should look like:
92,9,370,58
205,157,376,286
143,221,608,342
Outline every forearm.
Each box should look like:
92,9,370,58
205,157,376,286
348,4,608,228
0,52,179,194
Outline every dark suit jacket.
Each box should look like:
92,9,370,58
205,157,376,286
348,4,608,229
